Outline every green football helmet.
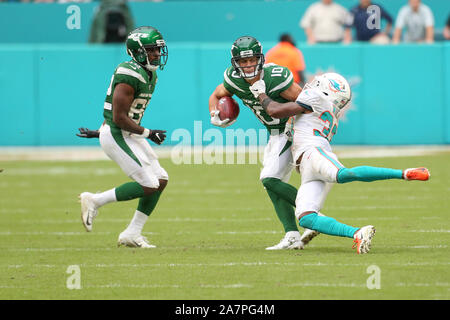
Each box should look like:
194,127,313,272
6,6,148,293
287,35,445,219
230,36,265,79
126,26,168,71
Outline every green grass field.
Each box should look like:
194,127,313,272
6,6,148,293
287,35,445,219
0,152,449,300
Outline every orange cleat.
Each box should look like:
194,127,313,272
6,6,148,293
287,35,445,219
403,167,430,181
352,225,376,254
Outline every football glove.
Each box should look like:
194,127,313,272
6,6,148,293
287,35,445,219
249,80,266,98
148,129,167,145
210,110,235,128
76,127,99,138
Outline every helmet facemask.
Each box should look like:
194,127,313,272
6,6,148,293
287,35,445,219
126,27,168,72
231,52,264,79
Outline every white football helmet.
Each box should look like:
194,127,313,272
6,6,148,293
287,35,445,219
307,72,352,111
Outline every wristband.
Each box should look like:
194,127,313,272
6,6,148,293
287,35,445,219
261,97,272,111
138,128,150,138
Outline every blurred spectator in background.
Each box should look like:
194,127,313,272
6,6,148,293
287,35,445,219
392,0,434,43
265,34,306,87
348,0,393,44
444,14,450,40
89,0,134,43
300,0,352,44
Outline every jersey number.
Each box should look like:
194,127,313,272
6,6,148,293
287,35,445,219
313,111,337,142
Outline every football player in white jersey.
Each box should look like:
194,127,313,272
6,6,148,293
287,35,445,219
249,72,430,254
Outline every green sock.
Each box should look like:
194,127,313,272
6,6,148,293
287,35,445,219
137,191,162,216
299,212,358,238
262,177,297,207
115,182,145,201
265,188,298,233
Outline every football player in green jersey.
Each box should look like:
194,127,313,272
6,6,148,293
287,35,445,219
208,36,318,250
77,26,169,248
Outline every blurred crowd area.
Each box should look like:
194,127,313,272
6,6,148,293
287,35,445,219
1,0,449,42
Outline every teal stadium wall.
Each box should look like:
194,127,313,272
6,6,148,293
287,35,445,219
0,1,449,146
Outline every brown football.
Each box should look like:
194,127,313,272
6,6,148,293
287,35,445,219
217,96,240,121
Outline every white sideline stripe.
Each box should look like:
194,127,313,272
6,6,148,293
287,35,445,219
2,282,447,290
1,230,449,236
0,145,449,161
4,245,448,253
5,261,450,269
0,231,115,236
410,229,450,233
10,217,273,224
9,216,442,225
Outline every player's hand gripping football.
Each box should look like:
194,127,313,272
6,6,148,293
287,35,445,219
249,80,266,98
76,127,100,138
210,110,235,128
148,129,167,145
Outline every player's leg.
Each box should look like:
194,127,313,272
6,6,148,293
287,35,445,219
80,124,159,232
296,149,375,254
261,133,301,250
117,139,169,248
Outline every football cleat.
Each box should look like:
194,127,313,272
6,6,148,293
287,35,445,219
352,225,376,254
403,167,430,181
118,233,156,249
266,231,304,250
300,229,320,247
79,192,98,232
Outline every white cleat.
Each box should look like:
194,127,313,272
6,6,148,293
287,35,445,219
79,192,98,232
300,228,320,247
352,225,376,254
117,233,156,249
266,231,304,250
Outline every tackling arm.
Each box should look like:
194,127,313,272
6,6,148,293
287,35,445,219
257,93,309,119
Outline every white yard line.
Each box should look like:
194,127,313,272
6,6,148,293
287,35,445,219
4,261,450,269
0,145,449,161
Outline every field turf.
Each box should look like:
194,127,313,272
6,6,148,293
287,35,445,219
0,153,449,300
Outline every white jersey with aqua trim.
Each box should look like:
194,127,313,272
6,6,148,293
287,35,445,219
291,87,341,161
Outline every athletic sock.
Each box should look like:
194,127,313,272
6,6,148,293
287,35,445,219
123,210,148,235
262,177,297,207
299,212,358,238
115,182,145,201
337,166,403,183
265,188,298,233
91,188,117,208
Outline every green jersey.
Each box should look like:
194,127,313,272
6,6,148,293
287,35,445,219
222,63,293,132
103,60,157,129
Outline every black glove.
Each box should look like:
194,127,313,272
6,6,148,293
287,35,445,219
148,129,166,145
76,127,100,138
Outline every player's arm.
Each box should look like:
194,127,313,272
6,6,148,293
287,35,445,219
113,83,166,145
208,84,235,128
259,93,309,119
280,82,302,101
250,80,309,118
113,83,145,134
208,84,232,113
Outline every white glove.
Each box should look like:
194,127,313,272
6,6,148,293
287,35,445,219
210,110,236,128
249,80,266,98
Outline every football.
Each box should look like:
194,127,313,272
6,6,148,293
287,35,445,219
217,96,240,122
